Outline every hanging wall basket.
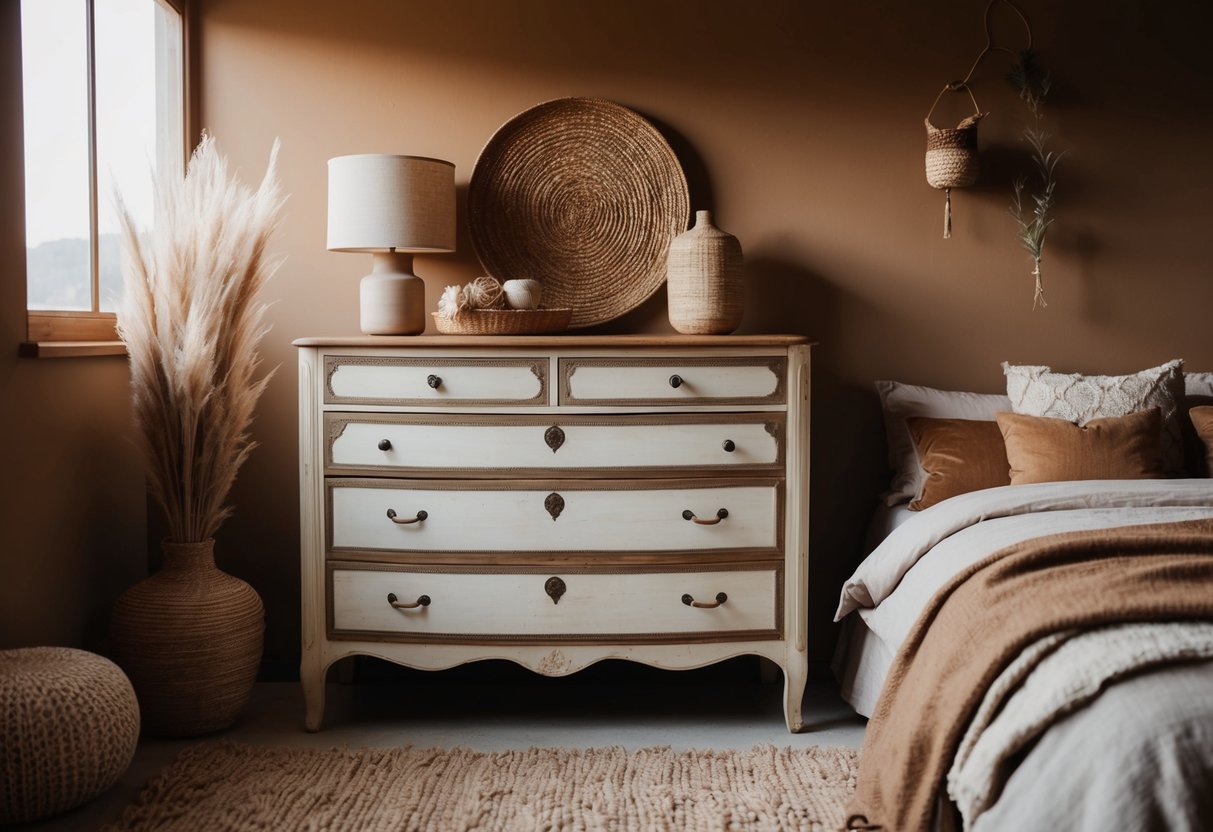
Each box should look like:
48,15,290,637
925,85,986,239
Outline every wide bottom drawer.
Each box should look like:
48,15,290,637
329,565,782,643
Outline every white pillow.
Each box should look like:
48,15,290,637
876,380,1011,506
1187,372,1213,399
1002,359,1185,475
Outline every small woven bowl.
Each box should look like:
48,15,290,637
432,308,572,336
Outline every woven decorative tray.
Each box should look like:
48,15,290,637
431,309,573,336
468,97,690,329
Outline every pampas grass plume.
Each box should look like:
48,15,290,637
116,133,285,543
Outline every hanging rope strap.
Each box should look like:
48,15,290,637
925,82,983,127
954,0,1033,91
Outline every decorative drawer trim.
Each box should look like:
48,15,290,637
326,561,783,645
324,355,548,406
560,356,787,407
323,412,786,477
325,477,785,557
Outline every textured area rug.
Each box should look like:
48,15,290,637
105,742,859,831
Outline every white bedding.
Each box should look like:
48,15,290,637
834,480,1213,715
836,478,1213,829
949,622,1213,827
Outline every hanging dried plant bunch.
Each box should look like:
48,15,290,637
1006,49,1064,309
116,133,284,543
1010,129,1061,309
1006,49,1051,117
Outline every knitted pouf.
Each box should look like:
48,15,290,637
0,647,140,824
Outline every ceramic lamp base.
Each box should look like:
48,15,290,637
360,252,425,335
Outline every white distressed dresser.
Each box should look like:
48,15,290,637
295,334,811,731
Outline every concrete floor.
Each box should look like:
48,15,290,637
15,659,867,831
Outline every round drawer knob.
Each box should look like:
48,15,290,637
377,439,392,451
668,374,683,389
722,439,735,452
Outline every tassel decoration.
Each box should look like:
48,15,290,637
943,188,952,239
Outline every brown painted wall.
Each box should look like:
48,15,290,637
0,0,146,651
7,0,1213,671
197,0,1213,671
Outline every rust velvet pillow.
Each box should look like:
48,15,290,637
905,417,1011,510
1190,406,1213,476
995,408,1164,485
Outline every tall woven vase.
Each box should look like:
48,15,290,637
109,539,264,737
666,210,743,335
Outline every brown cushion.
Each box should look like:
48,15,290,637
996,408,1164,485
1189,406,1213,477
906,417,1010,510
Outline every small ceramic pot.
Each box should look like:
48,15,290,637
502,279,542,310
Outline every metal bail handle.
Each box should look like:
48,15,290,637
682,592,727,609
387,508,428,525
387,592,431,610
682,508,729,525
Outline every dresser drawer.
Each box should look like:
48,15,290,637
327,479,781,555
325,356,547,407
325,413,784,475
560,357,786,406
329,564,781,641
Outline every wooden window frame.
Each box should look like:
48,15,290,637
19,0,194,359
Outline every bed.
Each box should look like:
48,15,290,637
833,363,1213,832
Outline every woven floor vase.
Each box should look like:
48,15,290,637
666,210,743,334
109,539,264,737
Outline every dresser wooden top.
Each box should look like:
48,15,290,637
293,334,814,349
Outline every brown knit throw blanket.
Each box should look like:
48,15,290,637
845,518,1213,832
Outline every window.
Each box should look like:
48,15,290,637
20,0,185,350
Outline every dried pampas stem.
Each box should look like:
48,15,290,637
115,132,284,544
463,276,505,310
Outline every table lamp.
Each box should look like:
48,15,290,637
327,154,456,335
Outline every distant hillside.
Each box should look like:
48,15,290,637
26,234,122,310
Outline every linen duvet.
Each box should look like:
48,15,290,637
834,480,1213,832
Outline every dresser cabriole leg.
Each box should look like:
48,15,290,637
782,651,808,733
301,656,326,732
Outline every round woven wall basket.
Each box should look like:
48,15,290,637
468,97,690,329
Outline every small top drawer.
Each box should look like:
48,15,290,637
325,356,548,407
560,357,786,406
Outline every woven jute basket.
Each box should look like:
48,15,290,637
925,112,983,189
432,308,572,336
109,539,264,737
666,210,744,335
468,97,689,329
0,648,139,824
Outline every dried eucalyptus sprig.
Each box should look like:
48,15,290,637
1009,127,1062,309
1006,48,1062,309
1006,49,1051,117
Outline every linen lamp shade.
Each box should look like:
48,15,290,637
326,154,456,334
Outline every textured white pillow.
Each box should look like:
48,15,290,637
876,380,1011,505
1002,360,1185,475
1186,372,1213,399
